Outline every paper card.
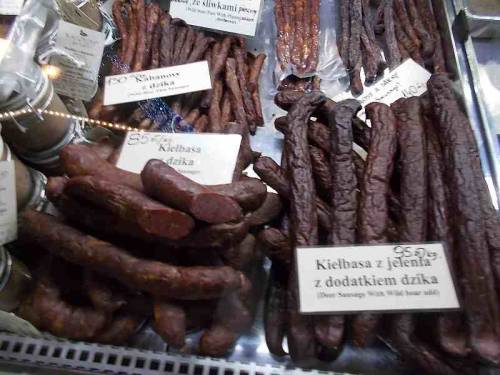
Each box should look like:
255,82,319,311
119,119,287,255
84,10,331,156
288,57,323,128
116,132,241,185
334,59,432,121
0,160,17,245
169,0,262,37
0,0,23,15
103,61,212,106
296,243,460,314
50,21,105,101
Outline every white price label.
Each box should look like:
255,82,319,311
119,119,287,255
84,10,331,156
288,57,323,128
0,0,24,15
51,21,105,101
103,61,212,106
169,0,262,37
296,243,460,314
116,132,241,185
0,160,17,245
334,59,431,121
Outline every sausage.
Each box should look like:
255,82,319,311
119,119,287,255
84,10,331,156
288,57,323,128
224,122,255,181
388,97,458,375
318,99,360,351
264,264,287,356
218,234,257,271
253,156,332,230
233,45,258,132
285,92,325,362
94,314,142,345
257,227,292,265
348,0,363,95
141,159,242,224
387,314,460,375
84,271,127,314
112,1,128,59
131,0,146,71
153,300,186,348
21,210,243,300
199,290,252,357
159,13,173,67
208,80,223,133
352,102,397,348
49,191,159,245
221,92,233,125
225,58,249,132
18,270,108,340
247,193,282,227
248,53,266,93
64,175,195,240
46,176,68,202
143,3,160,68
209,178,267,212
187,33,215,63
60,144,143,192
178,27,196,64
285,93,325,246
421,95,469,357
391,97,427,242
428,74,500,364
172,218,250,250
309,145,333,202
123,3,137,67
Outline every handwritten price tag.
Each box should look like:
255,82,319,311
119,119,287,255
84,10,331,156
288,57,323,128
116,132,241,185
296,243,460,314
334,59,431,121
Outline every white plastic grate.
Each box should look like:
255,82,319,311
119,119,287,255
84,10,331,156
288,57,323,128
0,333,347,375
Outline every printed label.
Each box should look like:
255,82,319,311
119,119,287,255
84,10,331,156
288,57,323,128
51,21,105,101
296,243,460,314
0,161,17,245
0,0,23,15
103,61,212,106
334,59,431,121
169,0,262,36
116,132,241,185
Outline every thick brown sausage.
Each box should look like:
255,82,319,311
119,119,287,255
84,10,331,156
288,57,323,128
152,300,186,348
247,193,283,227
61,145,143,192
21,210,243,300
209,178,267,212
218,234,258,271
141,159,242,224
18,271,108,340
64,175,195,241
94,314,142,345
257,227,292,264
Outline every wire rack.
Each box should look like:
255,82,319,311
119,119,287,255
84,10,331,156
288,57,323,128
0,333,349,375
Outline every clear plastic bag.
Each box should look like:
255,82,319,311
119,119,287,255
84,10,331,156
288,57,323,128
259,0,347,96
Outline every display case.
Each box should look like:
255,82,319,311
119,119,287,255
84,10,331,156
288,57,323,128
0,1,499,375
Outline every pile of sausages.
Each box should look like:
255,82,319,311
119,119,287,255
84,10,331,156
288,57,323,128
274,0,320,75
339,0,447,95
89,0,266,135
17,143,283,356
255,74,500,372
